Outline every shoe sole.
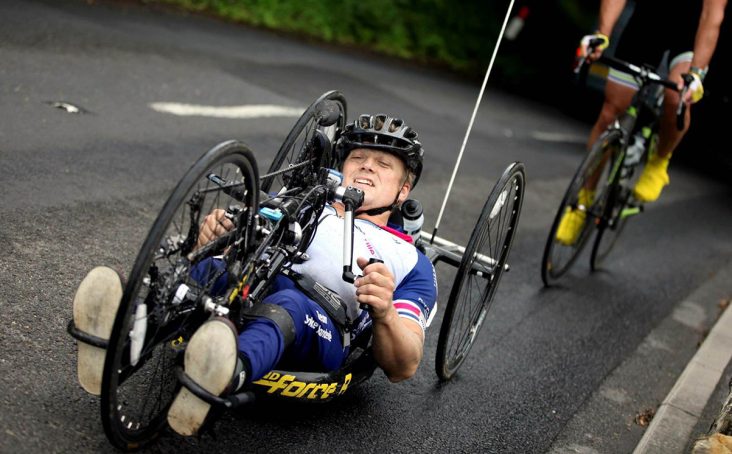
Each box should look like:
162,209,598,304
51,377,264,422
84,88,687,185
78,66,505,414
73,266,123,396
167,318,238,437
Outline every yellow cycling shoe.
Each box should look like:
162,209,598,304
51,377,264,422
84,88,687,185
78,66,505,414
633,153,670,202
555,188,594,246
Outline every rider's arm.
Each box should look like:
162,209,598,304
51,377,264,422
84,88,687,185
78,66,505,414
195,208,234,250
354,257,425,382
581,0,626,60
690,0,727,72
597,0,627,36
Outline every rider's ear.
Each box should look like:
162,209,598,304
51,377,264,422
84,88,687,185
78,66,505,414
397,181,411,204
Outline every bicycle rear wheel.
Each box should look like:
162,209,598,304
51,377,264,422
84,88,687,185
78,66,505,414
101,140,259,450
261,90,346,194
435,163,525,381
540,129,623,286
590,135,651,269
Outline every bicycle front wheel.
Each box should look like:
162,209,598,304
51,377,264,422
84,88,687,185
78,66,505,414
101,141,259,450
436,163,525,381
540,129,622,286
261,90,346,194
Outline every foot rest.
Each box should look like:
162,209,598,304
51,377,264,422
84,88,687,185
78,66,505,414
67,319,109,349
175,366,255,409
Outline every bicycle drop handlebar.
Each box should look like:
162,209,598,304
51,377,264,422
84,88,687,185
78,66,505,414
577,38,689,131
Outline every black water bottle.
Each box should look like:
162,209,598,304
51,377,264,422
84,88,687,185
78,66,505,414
401,199,424,243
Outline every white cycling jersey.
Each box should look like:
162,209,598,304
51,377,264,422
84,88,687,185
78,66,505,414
292,205,438,336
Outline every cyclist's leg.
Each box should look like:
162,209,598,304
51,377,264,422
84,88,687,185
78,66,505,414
634,53,693,202
556,80,634,245
587,78,636,150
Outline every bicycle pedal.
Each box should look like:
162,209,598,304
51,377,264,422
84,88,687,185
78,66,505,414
620,206,642,219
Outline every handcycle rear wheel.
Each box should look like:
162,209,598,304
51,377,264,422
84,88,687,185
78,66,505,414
261,90,347,194
435,163,525,381
101,140,259,450
540,129,623,286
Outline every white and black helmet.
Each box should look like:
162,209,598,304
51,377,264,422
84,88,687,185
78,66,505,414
336,114,424,187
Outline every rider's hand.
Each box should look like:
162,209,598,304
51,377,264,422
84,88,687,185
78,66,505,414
196,208,234,250
354,257,396,320
679,71,704,104
578,32,609,62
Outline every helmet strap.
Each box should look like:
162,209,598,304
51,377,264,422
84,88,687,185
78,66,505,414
356,178,407,217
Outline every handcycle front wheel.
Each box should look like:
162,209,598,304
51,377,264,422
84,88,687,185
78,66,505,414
435,162,525,381
101,140,259,450
540,128,623,286
261,90,347,194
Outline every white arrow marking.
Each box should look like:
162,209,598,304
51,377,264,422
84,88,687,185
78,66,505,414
149,103,304,118
530,131,586,144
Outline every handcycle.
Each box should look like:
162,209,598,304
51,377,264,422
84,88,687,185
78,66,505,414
541,41,691,286
68,90,525,450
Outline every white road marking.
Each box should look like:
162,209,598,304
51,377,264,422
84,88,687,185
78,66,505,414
149,102,304,118
530,131,586,144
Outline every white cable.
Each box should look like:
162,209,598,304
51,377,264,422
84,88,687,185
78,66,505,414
431,0,516,240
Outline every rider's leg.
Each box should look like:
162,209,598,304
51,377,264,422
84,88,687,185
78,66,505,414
238,284,348,381
72,266,124,395
167,317,240,437
556,80,634,246
633,57,692,202
586,79,636,151
168,276,347,436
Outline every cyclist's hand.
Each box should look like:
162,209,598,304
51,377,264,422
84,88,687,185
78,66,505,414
354,257,395,320
196,208,234,249
578,32,609,62
679,72,704,104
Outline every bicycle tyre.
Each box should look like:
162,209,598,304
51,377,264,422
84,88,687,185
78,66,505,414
101,140,259,450
589,132,652,270
589,183,628,270
435,162,525,381
261,90,346,194
540,128,623,286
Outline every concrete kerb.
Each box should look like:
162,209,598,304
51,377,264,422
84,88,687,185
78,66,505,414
633,297,732,453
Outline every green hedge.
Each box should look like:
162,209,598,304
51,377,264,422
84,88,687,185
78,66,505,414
150,0,508,74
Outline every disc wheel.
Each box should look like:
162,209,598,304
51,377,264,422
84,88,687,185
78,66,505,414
436,162,525,381
540,129,623,286
101,140,259,450
261,90,346,194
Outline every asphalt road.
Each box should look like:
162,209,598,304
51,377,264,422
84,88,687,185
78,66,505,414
1,1,731,453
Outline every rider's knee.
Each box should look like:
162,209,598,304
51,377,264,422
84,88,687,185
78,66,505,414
241,299,297,347
597,102,621,129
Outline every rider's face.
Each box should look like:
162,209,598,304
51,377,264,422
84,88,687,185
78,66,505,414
342,148,410,211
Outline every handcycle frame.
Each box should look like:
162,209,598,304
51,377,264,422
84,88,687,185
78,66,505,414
70,90,525,450
541,45,689,286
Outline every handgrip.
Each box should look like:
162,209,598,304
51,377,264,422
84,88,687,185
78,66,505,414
358,258,385,312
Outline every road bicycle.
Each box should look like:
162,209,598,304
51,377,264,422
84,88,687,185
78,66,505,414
541,44,690,286
68,91,525,450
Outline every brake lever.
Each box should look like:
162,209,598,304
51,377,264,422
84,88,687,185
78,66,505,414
574,37,607,87
676,73,693,131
